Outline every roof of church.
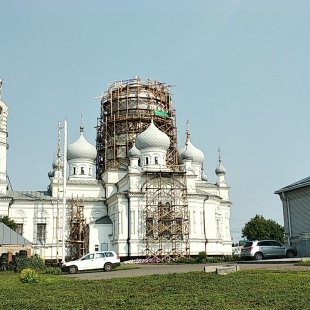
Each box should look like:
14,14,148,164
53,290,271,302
274,176,310,194
95,215,112,224
67,130,97,161
136,120,170,150
128,142,141,158
0,222,32,245
179,138,205,165
1,190,52,200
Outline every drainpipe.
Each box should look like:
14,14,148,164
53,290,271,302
282,192,292,245
8,197,14,217
125,193,131,260
203,196,209,254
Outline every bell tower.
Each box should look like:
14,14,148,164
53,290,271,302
0,79,9,194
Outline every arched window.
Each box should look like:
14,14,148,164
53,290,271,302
81,167,85,175
73,167,76,175
145,157,149,165
154,157,159,164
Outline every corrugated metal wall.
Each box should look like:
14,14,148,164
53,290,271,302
287,187,310,237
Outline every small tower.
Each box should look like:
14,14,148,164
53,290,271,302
135,120,170,170
215,148,227,187
67,117,97,180
0,79,9,194
179,120,205,180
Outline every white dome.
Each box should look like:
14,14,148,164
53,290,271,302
128,143,140,157
136,121,170,150
52,158,64,169
67,132,97,161
179,139,204,165
215,164,226,175
48,169,54,178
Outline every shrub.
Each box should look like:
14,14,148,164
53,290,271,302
174,257,197,264
45,267,62,274
14,255,46,272
20,268,39,283
197,251,207,263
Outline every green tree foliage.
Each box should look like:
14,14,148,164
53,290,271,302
0,215,17,231
242,214,284,243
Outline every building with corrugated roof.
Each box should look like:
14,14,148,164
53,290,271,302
275,177,310,257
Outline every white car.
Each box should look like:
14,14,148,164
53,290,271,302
62,251,121,274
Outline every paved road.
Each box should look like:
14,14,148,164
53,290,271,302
61,259,300,280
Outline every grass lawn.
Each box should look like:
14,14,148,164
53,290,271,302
0,268,309,309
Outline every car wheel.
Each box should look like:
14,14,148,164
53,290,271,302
68,266,77,274
104,263,112,272
254,252,263,261
286,251,295,258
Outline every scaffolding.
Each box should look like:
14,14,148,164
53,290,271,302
66,196,89,259
144,170,189,262
96,76,178,178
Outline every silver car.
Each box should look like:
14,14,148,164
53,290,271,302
241,240,297,260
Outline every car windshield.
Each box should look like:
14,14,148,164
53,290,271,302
243,242,253,247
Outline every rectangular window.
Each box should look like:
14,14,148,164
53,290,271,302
146,218,154,237
16,224,23,236
176,219,183,240
37,223,46,244
160,219,172,239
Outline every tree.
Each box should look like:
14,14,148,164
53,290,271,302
0,215,18,231
241,214,284,243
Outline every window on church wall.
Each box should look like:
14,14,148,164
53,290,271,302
158,202,172,239
37,223,46,244
73,167,76,175
81,167,85,175
159,218,172,239
159,202,171,218
145,157,149,165
154,156,159,165
175,218,183,240
16,224,23,236
146,218,154,237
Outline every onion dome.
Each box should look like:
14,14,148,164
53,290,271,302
52,158,64,169
48,169,54,178
215,164,226,175
128,143,140,158
136,120,170,150
67,126,97,161
179,139,205,165
215,148,226,175
202,173,208,182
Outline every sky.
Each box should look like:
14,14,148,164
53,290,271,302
1,0,310,243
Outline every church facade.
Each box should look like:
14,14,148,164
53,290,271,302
0,77,232,261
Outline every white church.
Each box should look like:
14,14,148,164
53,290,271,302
0,77,232,262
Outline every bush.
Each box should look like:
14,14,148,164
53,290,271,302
14,255,46,272
174,257,197,264
20,268,39,283
197,251,207,263
45,267,62,274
